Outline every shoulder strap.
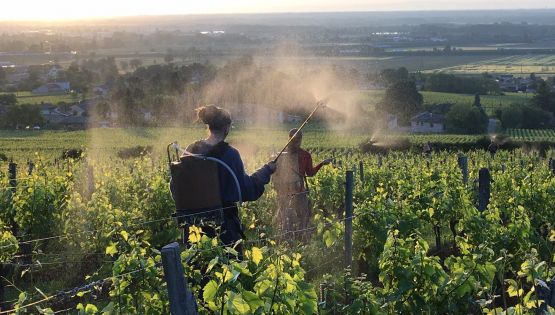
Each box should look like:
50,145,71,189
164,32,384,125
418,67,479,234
206,141,230,159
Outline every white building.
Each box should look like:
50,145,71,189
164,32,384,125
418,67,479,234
410,112,445,133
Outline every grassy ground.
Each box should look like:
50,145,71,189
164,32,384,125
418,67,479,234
1,91,80,105
353,90,532,114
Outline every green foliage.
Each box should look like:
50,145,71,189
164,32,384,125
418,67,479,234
2,139,555,315
530,79,555,114
377,80,423,123
0,93,17,105
424,73,500,95
445,103,488,134
182,228,318,314
500,104,552,129
378,67,409,86
0,221,18,262
107,227,168,314
10,160,71,238
0,104,44,128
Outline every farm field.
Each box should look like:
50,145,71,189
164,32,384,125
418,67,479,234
351,90,532,114
0,136,554,314
0,91,80,105
256,54,495,72
431,54,555,75
0,127,364,162
2,127,555,163
506,128,555,141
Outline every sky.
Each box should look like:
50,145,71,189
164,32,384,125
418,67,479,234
0,0,554,21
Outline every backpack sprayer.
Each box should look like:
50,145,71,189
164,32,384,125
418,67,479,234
273,99,328,163
167,142,242,203
167,142,243,244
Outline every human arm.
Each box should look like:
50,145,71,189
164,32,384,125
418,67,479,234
302,151,325,177
228,149,275,201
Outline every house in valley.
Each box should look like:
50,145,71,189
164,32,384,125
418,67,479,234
410,112,445,133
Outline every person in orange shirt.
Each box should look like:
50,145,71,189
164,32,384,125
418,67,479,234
273,128,332,240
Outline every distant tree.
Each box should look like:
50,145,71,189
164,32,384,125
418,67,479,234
119,88,139,125
473,93,481,107
164,53,174,64
500,103,551,129
1,104,43,128
129,59,142,69
120,60,129,71
530,79,555,113
445,103,488,134
0,93,17,106
380,67,409,86
65,62,94,95
530,73,537,82
20,67,42,90
499,104,523,128
95,101,111,119
521,105,552,128
0,67,6,88
424,73,500,94
377,80,423,124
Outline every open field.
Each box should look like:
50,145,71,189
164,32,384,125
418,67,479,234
431,54,555,75
256,54,496,72
1,91,80,105
351,90,532,114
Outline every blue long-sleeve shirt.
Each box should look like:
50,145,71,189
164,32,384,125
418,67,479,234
170,141,273,203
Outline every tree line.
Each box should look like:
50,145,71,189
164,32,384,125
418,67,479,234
374,67,555,133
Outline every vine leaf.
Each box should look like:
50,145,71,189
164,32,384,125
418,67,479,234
252,247,263,265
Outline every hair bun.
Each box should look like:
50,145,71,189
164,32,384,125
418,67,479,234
197,105,219,125
196,105,232,130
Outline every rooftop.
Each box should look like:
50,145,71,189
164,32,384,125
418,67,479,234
411,111,445,123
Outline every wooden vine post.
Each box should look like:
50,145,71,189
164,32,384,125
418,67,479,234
161,242,198,315
457,154,468,185
344,170,354,269
478,168,491,212
359,161,364,186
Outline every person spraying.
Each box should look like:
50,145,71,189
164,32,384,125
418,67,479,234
170,105,276,252
273,128,332,240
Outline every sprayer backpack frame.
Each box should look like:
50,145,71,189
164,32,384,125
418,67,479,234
167,143,242,241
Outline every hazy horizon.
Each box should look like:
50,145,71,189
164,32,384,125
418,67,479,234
1,0,554,21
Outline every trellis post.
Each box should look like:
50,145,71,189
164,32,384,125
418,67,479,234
161,242,198,315
344,171,354,270
457,155,468,184
478,168,491,212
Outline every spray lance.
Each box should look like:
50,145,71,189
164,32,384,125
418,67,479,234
273,99,328,163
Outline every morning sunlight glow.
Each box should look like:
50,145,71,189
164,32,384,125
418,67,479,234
1,0,554,21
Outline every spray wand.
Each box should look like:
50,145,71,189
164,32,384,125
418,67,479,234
273,100,327,163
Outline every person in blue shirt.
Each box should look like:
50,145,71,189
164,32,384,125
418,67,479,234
171,105,276,250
